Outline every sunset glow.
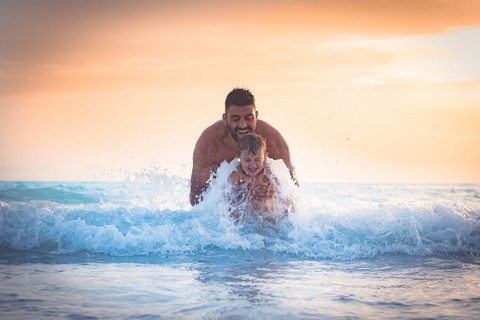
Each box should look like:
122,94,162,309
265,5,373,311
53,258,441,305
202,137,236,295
1,0,479,183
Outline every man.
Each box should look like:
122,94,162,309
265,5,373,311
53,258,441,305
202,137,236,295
189,88,297,206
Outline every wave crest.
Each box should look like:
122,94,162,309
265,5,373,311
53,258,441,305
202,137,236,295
1,171,479,260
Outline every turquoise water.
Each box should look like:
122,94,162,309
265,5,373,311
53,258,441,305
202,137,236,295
1,165,479,319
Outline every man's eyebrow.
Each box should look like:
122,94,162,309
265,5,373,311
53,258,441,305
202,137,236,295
230,113,253,119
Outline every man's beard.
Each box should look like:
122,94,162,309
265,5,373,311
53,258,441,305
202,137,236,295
226,125,253,142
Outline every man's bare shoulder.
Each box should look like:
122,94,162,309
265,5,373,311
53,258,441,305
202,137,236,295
193,121,220,159
198,120,225,139
256,119,282,138
195,121,225,149
256,120,289,154
194,120,236,165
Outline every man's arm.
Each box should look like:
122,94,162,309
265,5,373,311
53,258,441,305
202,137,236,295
258,120,298,185
189,165,211,206
272,141,298,185
189,140,214,205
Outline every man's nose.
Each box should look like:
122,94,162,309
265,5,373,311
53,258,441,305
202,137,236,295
239,118,247,127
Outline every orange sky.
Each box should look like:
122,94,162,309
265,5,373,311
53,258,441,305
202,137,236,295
1,0,479,183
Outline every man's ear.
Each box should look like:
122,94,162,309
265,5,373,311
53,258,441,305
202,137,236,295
255,110,259,119
222,113,227,125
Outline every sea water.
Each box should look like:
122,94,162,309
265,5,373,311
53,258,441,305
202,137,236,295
1,162,479,319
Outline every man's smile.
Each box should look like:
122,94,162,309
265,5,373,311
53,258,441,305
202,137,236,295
236,127,251,137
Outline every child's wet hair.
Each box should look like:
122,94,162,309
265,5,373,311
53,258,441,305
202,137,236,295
236,133,266,156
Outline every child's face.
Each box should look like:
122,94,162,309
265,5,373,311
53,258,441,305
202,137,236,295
239,148,265,177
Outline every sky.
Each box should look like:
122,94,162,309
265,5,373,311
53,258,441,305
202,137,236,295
1,0,479,184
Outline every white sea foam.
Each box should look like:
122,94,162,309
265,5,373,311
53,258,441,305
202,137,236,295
0,170,479,259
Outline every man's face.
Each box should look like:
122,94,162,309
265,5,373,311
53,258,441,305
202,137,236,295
223,104,258,142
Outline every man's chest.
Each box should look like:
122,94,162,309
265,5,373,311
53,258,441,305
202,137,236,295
209,145,237,164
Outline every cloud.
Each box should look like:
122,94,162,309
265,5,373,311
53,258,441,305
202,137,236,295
338,27,480,85
1,0,479,96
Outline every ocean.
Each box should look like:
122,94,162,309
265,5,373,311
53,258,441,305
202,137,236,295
1,162,479,319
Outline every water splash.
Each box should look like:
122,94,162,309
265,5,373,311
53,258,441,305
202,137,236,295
1,171,479,259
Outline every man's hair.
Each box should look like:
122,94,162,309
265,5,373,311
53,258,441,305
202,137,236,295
225,88,255,113
237,133,266,156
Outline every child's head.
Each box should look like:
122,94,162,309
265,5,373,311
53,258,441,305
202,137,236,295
236,133,267,176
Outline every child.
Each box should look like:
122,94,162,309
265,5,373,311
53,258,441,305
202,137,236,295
228,133,287,223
